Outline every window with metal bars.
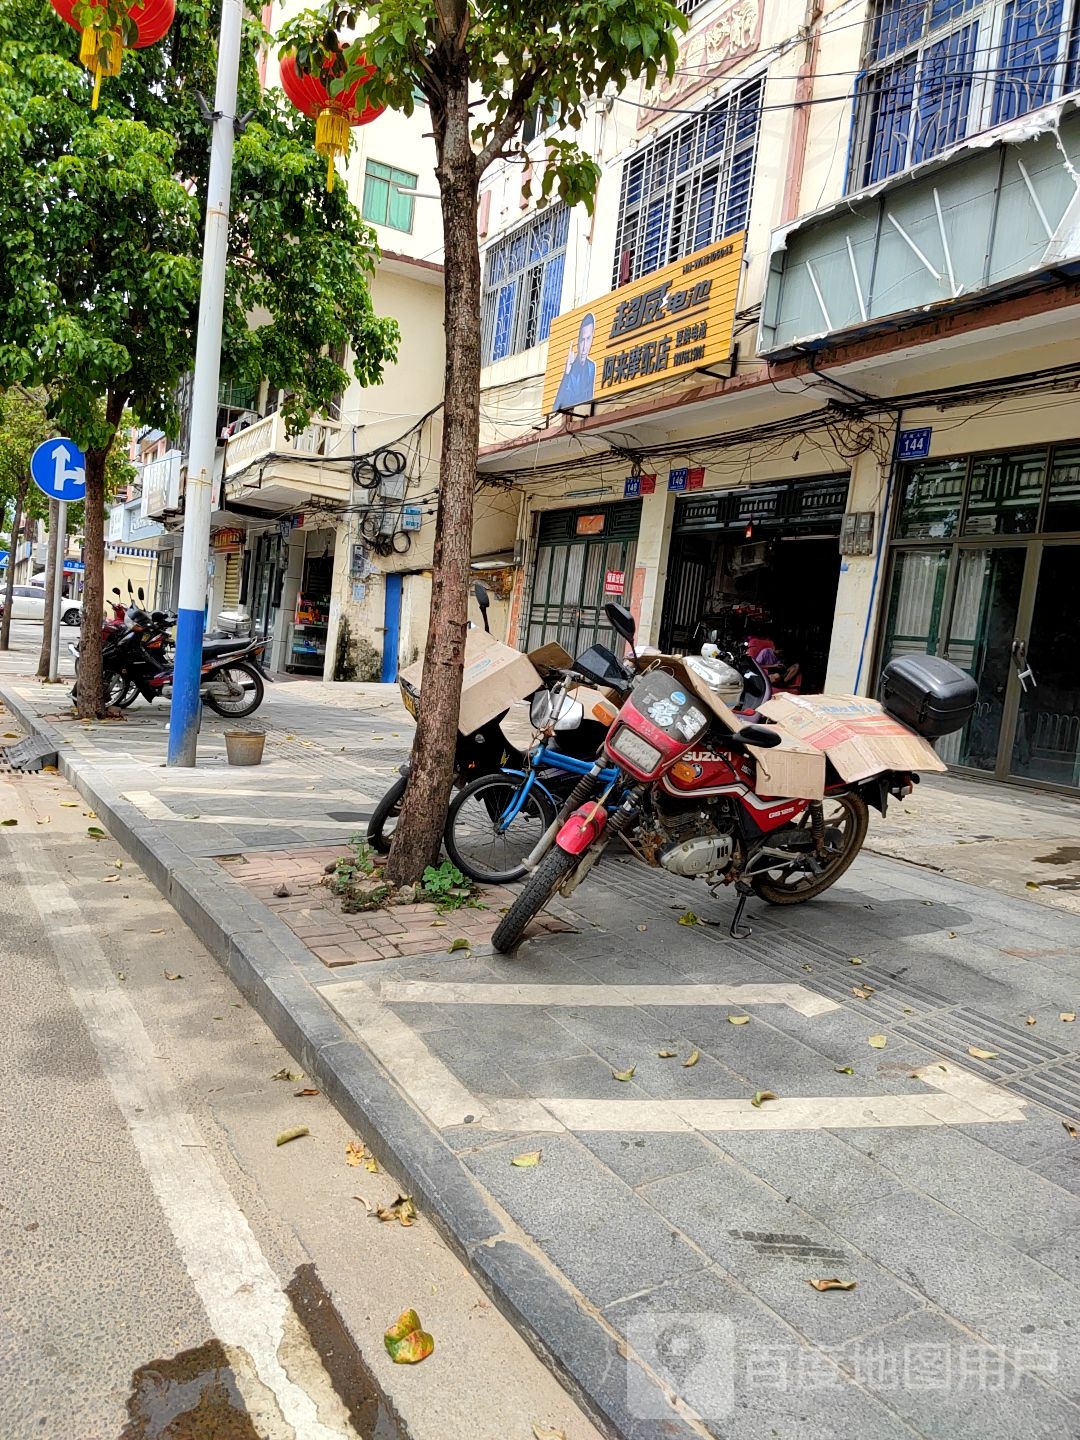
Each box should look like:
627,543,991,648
480,204,571,363
611,77,764,288
851,0,1080,191
676,0,713,17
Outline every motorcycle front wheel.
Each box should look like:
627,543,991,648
491,844,577,953
752,792,869,905
203,662,264,719
445,773,555,884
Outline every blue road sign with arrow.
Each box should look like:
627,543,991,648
30,438,87,503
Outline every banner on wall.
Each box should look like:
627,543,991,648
542,234,745,414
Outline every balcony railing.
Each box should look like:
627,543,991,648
759,104,1080,357
222,411,342,476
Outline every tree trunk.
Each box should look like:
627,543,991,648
37,498,60,678
0,477,27,652
384,66,480,887
75,446,107,718
75,391,124,719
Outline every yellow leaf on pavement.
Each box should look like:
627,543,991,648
1062,1013,1076,1023
275,1127,309,1147
808,1277,856,1292
967,1046,997,1060
612,1067,635,1082
533,1426,567,1440
384,1309,434,1365
750,1090,778,1108
868,1034,887,1048
511,1151,542,1168
727,1015,750,1025
657,1049,677,1058
683,1050,701,1068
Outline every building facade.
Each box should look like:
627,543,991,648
473,0,1080,792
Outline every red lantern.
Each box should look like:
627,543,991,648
51,0,176,108
279,51,384,192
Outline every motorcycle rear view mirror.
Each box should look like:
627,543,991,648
740,724,782,749
127,579,134,598
604,602,635,643
473,581,491,633
112,588,121,599
138,587,145,602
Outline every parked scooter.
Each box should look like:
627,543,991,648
71,590,270,718
366,583,634,854
491,603,977,952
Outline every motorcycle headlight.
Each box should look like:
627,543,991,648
608,725,662,774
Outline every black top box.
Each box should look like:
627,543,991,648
879,654,978,740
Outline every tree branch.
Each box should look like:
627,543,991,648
475,70,542,174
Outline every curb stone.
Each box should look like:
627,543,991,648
0,684,701,1440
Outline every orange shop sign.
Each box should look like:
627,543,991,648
542,234,744,414
211,527,244,551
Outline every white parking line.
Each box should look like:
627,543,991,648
321,981,1027,1136
376,979,840,1018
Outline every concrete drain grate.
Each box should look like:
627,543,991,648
1001,1059,1080,1119
893,1006,1073,1081
730,1231,847,1262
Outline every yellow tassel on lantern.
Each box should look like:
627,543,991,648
314,108,350,192
79,25,122,110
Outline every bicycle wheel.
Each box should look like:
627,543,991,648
445,773,555,884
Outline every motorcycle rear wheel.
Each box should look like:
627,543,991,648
367,774,408,855
752,792,868,905
203,662,264,719
491,844,577,953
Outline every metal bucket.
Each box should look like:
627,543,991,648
224,730,266,766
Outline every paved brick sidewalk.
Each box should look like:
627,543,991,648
225,845,572,965
5,647,1080,1439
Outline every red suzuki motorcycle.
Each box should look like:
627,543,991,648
492,605,975,952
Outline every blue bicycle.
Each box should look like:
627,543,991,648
445,737,622,884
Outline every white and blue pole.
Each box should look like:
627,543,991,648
167,0,243,766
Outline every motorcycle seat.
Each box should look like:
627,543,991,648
201,637,250,658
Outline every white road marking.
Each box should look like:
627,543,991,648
377,979,840,1018
14,837,356,1440
322,983,1028,1136
123,790,372,827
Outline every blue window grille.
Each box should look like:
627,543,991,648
480,204,571,364
852,0,1079,189
612,77,764,287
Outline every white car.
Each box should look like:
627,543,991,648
0,586,82,625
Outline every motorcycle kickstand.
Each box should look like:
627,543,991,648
729,883,753,941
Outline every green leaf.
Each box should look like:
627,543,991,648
275,1126,309,1146
1,818,17,826
511,1150,542,1167
612,1066,635,1082
448,938,470,952
384,1309,434,1364
87,826,107,839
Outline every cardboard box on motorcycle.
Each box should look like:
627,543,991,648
671,659,946,800
399,630,546,736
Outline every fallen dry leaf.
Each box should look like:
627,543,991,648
835,1066,855,1075
677,911,700,926
849,957,862,966
511,1150,542,1168
868,1034,887,1048
728,1015,750,1026
448,938,470,952
683,1049,701,1068
1064,1121,1078,1140
751,1090,778,1108
1025,1016,1037,1026
384,1308,434,1364
163,970,183,981
852,986,873,1000
637,923,647,932
376,1194,417,1226
657,1049,677,1059
59,801,78,807
103,874,119,883
967,1046,997,1060
808,1278,857,1292
801,963,813,972
293,1088,320,1097
271,1068,301,1082
1062,1013,1076,1023
532,1426,567,1440
1,818,17,827
275,1127,309,1147
364,1153,379,1174
345,1141,367,1166
612,1066,636,1082
947,931,957,939
354,1194,373,1213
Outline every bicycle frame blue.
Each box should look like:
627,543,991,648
494,745,622,832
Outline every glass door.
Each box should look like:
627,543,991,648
1010,544,1080,786
939,547,1028,771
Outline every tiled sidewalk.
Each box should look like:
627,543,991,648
223,845,571,965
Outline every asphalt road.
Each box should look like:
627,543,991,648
0,740,602,1440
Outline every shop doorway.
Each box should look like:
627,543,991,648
287,528,335,675
878,443,1080,790
523,502,640,655
660,477,848,692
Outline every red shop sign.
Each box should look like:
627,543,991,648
604,569,626,593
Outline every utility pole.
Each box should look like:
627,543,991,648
167,0,243,766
